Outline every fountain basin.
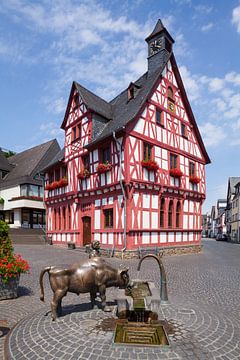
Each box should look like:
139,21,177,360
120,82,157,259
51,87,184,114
114,320,169,347
117,280,160,318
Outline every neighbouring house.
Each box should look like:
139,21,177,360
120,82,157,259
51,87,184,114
201,214,209,237
209,205,217,238
229,181,240,242
43,19,210,254
225,177,240,239
0,140,60,228
215,199,227,236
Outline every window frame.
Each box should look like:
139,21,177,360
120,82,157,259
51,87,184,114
103,208,114,228
170,153,178,169
143,142,153,161
156,108,164,127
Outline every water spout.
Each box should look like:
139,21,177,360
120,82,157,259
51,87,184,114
137,254,169,304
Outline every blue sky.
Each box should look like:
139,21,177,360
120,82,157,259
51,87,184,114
0,0,240,214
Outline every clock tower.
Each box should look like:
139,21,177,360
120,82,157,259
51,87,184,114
146,19,175,74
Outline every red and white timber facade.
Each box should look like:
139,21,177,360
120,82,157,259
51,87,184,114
44,20,210,253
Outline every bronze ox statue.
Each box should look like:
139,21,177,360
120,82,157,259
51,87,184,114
39,257,130,321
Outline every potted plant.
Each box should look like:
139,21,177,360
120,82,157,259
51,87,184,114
0,197,4,205
169,168,183,178
141,159,159,171
96,161,112,174
0,221,30,300
78,169,90,180
189,175,201,184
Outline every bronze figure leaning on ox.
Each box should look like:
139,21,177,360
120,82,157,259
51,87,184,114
39,256,131,321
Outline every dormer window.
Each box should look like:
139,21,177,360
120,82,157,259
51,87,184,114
128,86,134,100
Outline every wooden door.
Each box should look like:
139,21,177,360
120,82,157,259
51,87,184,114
82,216,91,246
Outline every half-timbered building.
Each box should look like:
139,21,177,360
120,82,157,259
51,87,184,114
44,20,210,254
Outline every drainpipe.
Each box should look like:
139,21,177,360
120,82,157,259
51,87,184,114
112,131,127,256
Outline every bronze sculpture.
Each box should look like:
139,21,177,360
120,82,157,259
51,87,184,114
39,257,130,321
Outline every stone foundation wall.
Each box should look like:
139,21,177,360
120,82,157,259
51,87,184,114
101,244,202,259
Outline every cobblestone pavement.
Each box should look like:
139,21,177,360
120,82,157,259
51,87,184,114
1,239,240,359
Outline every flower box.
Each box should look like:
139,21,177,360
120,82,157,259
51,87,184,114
189,175,200,184
78,169,90,180
45,178,68,190
57,178,68,187
97,162,112,174
169,168,183,178
141,159,159,171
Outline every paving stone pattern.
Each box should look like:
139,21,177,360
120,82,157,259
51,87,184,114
1,239,240,359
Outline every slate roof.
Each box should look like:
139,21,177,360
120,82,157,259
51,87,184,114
229,177,240,192
85,62,168,148
0,139,60,189
42,148,65,171
0,152,12,172
145,19,174,43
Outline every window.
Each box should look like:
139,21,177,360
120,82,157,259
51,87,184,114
68,205,71,229
189,162,195,176
62,207,66,230
102,146,111,163
167,86,175,112
176,201,181,228
160,198,165,228
55,168,60,181
168,86,174,100
170,153,178,169
104,208,113,228
181,123,187,138
168,200,173,228
156,108,163,126
72,126,77,141
82,154,90,169
143,142,152,161
74,94,79,109
128,86,134,100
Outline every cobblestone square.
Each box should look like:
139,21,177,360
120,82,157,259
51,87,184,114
1,239,240,359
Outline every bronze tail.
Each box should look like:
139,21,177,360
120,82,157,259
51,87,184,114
39,266,51,302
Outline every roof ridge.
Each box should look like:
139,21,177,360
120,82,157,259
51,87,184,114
8,139,56,162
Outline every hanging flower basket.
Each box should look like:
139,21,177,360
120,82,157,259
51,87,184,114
169,168,183,178
97,162,112,174
78,169,90,180
141,159,159,171
189,175,200,184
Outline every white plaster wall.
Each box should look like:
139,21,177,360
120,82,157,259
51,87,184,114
94,210,101,229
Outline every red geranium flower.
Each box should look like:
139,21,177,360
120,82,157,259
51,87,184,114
169,168,183,177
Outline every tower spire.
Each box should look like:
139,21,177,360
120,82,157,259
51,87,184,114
146,19,175,74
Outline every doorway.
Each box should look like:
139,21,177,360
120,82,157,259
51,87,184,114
82,216,91,246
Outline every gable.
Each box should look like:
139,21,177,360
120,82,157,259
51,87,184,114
132,58,206,163
61,84,88,130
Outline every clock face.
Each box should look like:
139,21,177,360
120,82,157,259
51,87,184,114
149,38,162,55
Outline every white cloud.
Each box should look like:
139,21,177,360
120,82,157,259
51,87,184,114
199,123,226,147
232,5,240,33
179,65,200,101
201,22,213,32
